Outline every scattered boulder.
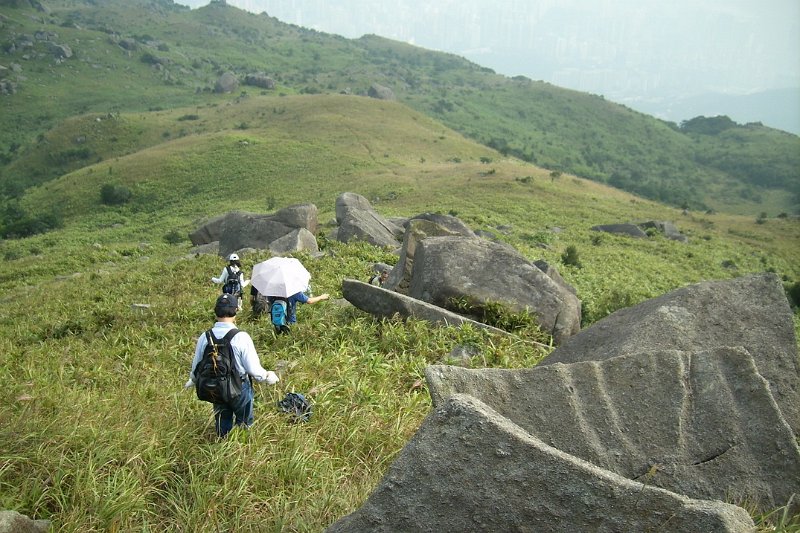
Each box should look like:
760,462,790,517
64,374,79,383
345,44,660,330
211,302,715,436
341,279,510,336
189,214,227,245
191,204,319,256
539,273,800,435
214,71,238,93
269,203,318,234
426,347,800,512
367,83,395,100
640,220,689,242
189,241,219,256
383,218,461,294
243,72,275,89
409,212,476,237
325,394,755,533
0,510,50,533
591,223,647,238
268,228,318,255
409,236,581,344
49,42,72,59
334,192,402,247
216,212,295,257
117,37,138,51
533,259,577,295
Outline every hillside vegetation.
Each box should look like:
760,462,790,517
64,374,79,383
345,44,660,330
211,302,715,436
0,91,798,531
0,0,798,219
0,1,798,530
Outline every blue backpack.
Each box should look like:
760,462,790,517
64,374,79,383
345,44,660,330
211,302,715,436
271,298,288,330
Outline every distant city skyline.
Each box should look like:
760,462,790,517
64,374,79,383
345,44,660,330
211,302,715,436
178,0,800,132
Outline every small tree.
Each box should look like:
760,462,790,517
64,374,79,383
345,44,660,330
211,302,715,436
100,184,132,205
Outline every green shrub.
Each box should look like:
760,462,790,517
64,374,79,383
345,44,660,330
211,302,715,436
561,245,582,268
100,183,132,205
163,229,185,245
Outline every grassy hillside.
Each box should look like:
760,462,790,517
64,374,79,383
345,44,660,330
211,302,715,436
0,92,798,530
0,0,798,216
0,1,798,529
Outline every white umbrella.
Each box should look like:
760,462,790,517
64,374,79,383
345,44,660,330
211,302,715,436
251,257,311,298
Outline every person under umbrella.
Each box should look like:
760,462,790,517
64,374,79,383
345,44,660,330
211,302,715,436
251,257,329,334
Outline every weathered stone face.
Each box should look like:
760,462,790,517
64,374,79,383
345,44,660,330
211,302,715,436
383,218,461,294
540,272,800,435
408,236,582,344
426,347,800,512
334,192,402,247
190,204,319,256
326,394,756,533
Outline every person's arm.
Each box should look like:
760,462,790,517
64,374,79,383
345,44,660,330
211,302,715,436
211,267,228,284
307,293,330,304
235,332,279,384
240,271,250,289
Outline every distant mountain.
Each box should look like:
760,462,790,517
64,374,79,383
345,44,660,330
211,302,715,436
0,0,798,219
626,88,800,136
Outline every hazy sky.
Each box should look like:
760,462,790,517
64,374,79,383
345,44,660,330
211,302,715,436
178,0,800,129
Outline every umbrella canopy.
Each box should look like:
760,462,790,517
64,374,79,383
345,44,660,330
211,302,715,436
251,257,311,298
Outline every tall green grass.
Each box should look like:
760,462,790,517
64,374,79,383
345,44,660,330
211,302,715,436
0,94,797,531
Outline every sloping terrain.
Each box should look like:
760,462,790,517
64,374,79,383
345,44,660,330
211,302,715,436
0,0,797,215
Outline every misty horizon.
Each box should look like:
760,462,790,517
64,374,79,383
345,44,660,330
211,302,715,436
178,0,800,133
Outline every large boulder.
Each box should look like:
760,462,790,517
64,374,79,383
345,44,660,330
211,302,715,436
342,279,510,336
243,72,275,89
409,236,581,344
639,220,689,242
539,273,800,435
325,394,755,533
269,203,318,234
217,212,294,256
268,228,318,255
191,204,319,256
189,213,228,245
591,223,648,238
409,212,476,237
334,192,402,247
367,83,395,100
383,219,461,294
0,511,50,533
214,71,238,93
426,347,800,512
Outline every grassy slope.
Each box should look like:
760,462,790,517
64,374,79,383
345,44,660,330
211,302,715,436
1,0,798,215
0,93,798,530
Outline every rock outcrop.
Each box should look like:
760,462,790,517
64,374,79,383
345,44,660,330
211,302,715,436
190,204,319,256
539,273,800,435
326,394,755,533
409,236,582,344
334,192,402,247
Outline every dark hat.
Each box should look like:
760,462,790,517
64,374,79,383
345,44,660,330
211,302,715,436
214,293,239,317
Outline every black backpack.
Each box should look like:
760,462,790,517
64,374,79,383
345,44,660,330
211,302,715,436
277,392,312,423
194,328,243,404
223,266,242,295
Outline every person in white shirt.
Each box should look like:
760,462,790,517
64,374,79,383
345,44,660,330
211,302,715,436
212,253,250,308
186,293,278,437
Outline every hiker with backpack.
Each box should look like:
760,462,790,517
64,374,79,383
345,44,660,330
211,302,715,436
250,285,270,317
185,293,279,438
268,289,330,335
369,269,389,287
212,253,250,307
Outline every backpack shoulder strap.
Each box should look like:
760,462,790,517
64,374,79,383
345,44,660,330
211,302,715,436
221,328,240,343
